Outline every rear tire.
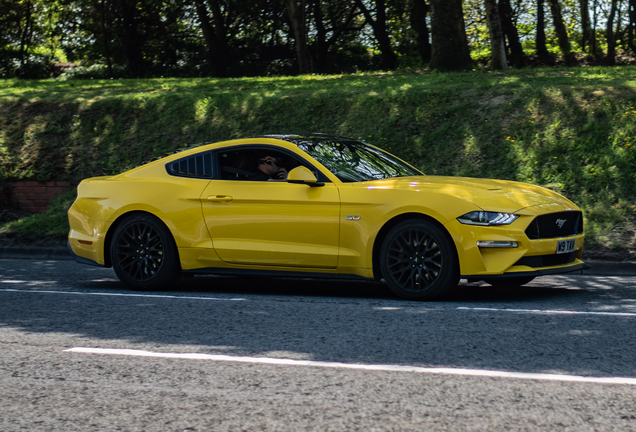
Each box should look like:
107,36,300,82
380,219,459,300
110,213,181,290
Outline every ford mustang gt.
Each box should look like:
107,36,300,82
68,134,588,300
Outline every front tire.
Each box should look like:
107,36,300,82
380,219,459,300
110,213,181,290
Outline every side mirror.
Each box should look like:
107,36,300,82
287,166,324,187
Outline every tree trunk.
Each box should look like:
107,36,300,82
429,0,472,70
119,0,144,77
98,0,114,78
194,0,231,76
195,0,221,75
606,0,619,65
410,0,432,64
536,0,551,62
579,0,594,52
547,0,575,64
616,1,624,51
484,0,507,70
313,0,329,69
591,0,597,55
355,0,398,69
313,0,360,70
498,0,525,67
285,0,313,74
19,0,33,69
628,0,636,51
207,0,231,71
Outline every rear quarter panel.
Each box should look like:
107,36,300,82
68,162,212,265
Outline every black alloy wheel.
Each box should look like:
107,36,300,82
110,213,181,290
380,219,459,300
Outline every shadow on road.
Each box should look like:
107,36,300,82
2,259,636,378
65,268,608,304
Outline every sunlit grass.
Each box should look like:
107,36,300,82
1,67,636,250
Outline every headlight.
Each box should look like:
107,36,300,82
457,211,518,226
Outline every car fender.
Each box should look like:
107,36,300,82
338,184,481,272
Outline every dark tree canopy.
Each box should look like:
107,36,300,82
1,0,634,78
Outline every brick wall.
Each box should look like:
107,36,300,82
2,181,73,213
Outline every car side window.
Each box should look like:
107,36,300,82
165,152,214,179
217,148,305,181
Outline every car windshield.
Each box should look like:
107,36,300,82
290,137,423,182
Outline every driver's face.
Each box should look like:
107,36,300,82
258,156,279,175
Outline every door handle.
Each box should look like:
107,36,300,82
207,195,233,202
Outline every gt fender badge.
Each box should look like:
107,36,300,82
346,215,361,221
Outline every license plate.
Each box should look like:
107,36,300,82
556,239,576,254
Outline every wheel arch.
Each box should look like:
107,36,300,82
371,212,459,280
103,210,173,268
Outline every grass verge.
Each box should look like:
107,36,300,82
1,68,635,256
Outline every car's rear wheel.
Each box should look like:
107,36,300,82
110,213,181,290
483,276,535,287
380,219,459,300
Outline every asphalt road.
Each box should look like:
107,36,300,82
2,258,636,431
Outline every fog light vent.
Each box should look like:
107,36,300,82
477,241,518,248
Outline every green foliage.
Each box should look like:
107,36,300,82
2,67,636,250
3,0,636,79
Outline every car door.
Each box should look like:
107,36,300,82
201,150,341,268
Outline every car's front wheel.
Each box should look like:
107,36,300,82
380,219,459,300
110,213,181,290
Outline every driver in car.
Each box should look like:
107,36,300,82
250,155,288,181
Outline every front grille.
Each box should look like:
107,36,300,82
525,211,583,240
515,252,577,268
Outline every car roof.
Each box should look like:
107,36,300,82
179,134,361,153
261,134,361,146
156,134,364,167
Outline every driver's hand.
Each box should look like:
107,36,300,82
277,168,288,179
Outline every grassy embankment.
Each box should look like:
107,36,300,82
1,68,635,256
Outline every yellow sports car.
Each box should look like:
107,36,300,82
68,134,587,300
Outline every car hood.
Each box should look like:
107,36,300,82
365,176,579,214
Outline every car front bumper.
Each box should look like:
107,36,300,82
446,218,587,280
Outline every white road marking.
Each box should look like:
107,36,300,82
65,347,636,386
2,288,636,316
457,307,636,317
0,288,245,301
